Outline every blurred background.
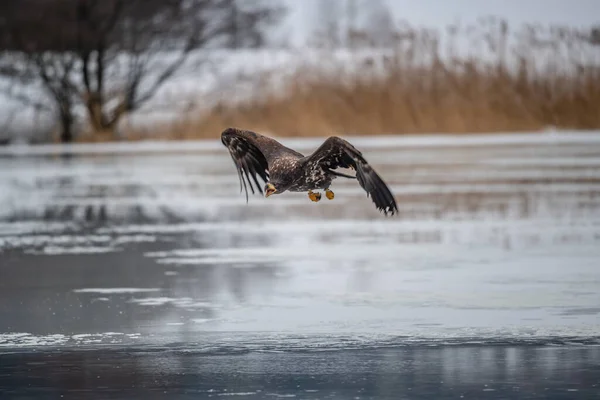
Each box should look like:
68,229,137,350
0,0,599,144
1,1,600,398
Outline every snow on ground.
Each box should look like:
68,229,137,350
1,129,599,155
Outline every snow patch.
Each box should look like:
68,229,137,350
73,288,162,294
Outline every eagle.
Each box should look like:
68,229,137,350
221,127,398,216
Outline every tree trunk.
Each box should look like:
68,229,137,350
59,109,74,143
86,93,106,132
85,94,124,141
60,115,73,143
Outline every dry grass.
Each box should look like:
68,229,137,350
125,18,600,140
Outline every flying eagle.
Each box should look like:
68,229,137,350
221,127,398,216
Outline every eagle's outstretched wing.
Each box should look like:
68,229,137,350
221,127,300,202
221,128,270,202
304,136,398,216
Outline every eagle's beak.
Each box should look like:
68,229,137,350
265,183,276,198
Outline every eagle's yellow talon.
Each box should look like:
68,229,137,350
308,190,321,202
325,189,334,200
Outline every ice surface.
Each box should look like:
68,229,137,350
0,332,142,347
73,288,162,294
0,132,599,349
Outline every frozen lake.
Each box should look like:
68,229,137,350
1,132,599,398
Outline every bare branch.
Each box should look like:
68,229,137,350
133,47,196,109
0,0,286,142
0,83,53,111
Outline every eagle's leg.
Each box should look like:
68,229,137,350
308,190,321,202
325,189,334,200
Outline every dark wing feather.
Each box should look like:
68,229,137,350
221,128,271,202
304,136,398,216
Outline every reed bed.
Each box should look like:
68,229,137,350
126,18,600,139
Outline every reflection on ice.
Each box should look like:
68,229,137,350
2,132,600,224
1,132,600,349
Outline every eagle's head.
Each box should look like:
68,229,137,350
264,182,277,197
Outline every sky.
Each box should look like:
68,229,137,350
278,0,600,46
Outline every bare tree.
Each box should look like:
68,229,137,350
310,0,397,49
0,0,285,142
359,0,396,48
310,0,343,48
222,0,283,49
345,0,358,49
